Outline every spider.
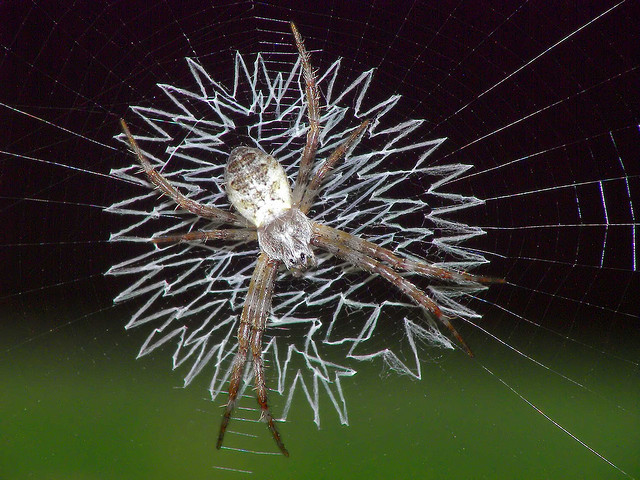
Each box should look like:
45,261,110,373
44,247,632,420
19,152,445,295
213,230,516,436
119,22,501,457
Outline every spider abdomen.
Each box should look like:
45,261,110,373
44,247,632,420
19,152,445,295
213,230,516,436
225,146,292,227
225,146,316,275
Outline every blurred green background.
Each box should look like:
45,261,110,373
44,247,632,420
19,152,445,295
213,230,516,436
2,298,638,480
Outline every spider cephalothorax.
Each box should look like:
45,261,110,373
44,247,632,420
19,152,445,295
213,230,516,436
119,22,501,457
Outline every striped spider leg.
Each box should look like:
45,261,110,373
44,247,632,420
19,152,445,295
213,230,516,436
216,253,285,454
119,22,501,457
310,223,503,357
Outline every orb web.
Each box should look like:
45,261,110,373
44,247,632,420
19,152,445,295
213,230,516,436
2,2,638,478
107,47,490,426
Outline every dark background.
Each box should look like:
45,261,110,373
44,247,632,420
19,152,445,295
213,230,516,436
3,1,638,314
1,1,639,478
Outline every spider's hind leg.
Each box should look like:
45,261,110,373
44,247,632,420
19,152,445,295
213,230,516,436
119,119,244,227
150,229,258,245
290,22,321,205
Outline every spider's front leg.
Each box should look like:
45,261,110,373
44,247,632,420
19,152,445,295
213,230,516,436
312,223,503,285
312,225,475,356
216,253,288,456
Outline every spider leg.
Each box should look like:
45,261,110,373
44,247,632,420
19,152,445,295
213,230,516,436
298,119,370,214
250,304,289,457
217,319,250,451
216,253,288,456
290,22,322,205
151,228,257,244
312,223,503,284
119,119,246,227
312,226,474,356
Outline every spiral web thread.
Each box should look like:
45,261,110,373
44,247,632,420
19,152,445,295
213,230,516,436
106,49,489,428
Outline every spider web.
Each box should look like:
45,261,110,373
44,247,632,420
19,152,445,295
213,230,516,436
1,2,638,479
106,46,489,427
